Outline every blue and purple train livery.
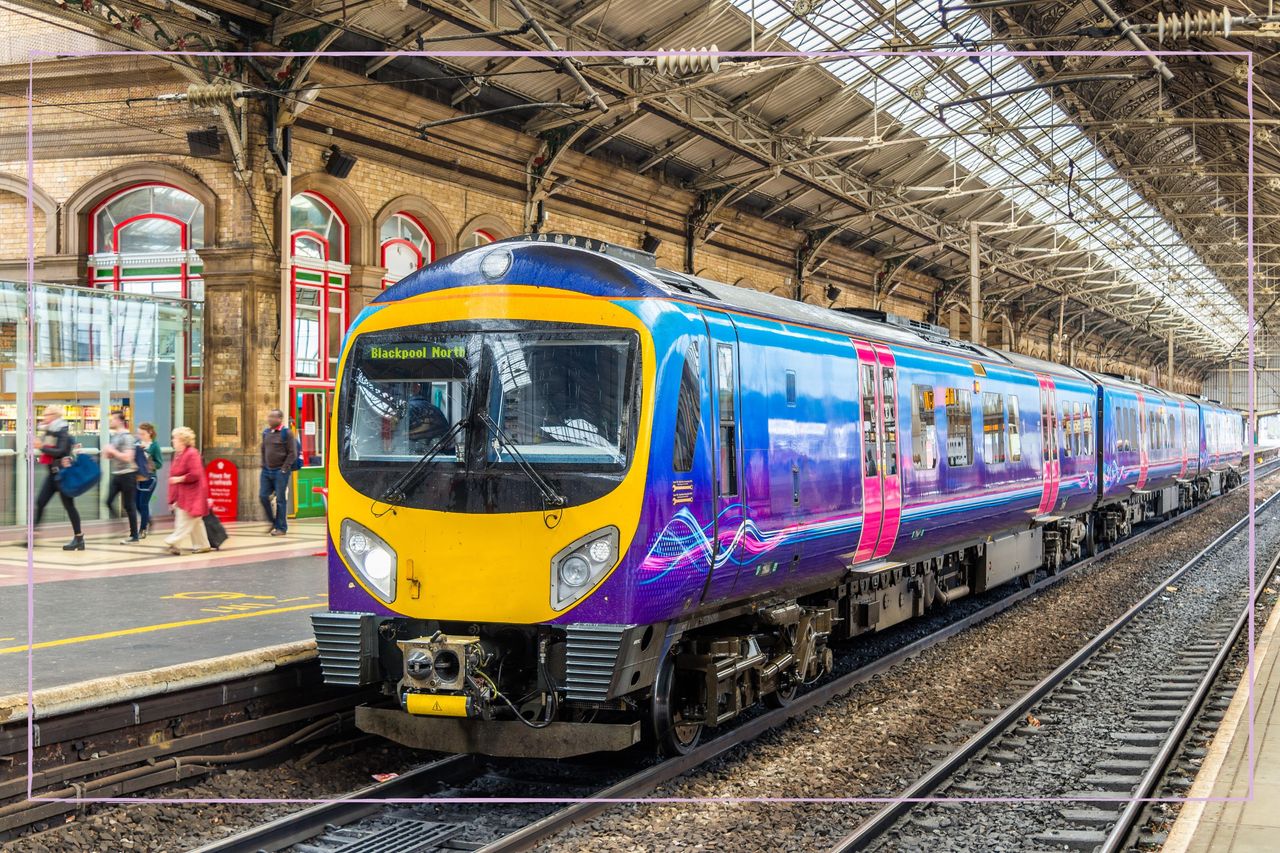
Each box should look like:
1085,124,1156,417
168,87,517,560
313,234,1245,756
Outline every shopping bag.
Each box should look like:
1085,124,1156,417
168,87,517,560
203,513,228,550
54,452,100,498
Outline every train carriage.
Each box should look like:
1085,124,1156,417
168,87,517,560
314,235,1245,758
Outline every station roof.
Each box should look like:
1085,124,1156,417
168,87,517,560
13,0,1272,371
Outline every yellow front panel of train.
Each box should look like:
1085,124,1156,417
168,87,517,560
326,287,655,625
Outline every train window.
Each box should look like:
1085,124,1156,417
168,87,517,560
1083,403,1092,455
911,385,938,470
882,368,899,476
672,342,701,473
945,387,972,467
716,344,737,496
1073,402,1082,456
1008,396,1022,461
982,392,1005,464
785,370,797,406
861,364,879,477
1060,403,1073,458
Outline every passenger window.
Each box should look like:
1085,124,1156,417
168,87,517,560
1083,403,1092,456
912,385,938,470
785,370,797,406
881,368,898,477
945,387,972,467
1060,403,1073,458
1008,396,1022,461
716,344,737,496
861,364,879,477
982,392,1005,464
1073,402,1082,456
672,342,701,473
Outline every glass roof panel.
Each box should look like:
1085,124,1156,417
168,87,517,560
731,0,1247,347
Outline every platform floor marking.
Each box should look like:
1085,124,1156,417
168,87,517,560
0,602,327,655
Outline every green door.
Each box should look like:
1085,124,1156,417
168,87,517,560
291,388,329,519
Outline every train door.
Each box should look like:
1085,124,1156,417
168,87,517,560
290,388,328,518
851,340,903,563
1178,401,1189,478
1036,375,1061,516
699,310,743,603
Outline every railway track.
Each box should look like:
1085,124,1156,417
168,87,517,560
826,482,1280,853
0,650,374,840
192,465,1280,853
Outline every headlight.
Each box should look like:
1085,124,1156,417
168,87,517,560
560,555,591,587
551,526,620,610
340,518,397,602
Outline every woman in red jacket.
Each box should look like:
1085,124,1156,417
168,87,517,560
164,425,210,555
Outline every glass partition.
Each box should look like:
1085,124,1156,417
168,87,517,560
0,281,203,527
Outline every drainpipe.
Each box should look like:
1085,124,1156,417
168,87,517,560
1091,0,1175,82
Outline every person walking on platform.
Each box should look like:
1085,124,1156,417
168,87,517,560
103,411,140,543
134,422,163,539
260,408,299,537
32,404,83,551
164,426,210,556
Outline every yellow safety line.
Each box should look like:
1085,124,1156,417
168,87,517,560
0,603,327,655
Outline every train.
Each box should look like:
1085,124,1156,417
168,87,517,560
312,234,1246,757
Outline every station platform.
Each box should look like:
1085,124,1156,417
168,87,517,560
0,518,329,696
1162,585,1280,853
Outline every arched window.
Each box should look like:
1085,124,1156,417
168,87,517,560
88,183,205,377
465,229,495,249
290,192,349,382
380,212,434,288
89,183,204,299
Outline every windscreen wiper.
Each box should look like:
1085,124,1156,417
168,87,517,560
477,411,568,524
372,416,470,516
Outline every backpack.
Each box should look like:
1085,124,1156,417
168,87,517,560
281,427,304,471
134,443,152,478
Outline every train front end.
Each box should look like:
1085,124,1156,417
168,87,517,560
314,238,663,757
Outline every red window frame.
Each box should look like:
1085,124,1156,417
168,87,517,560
380,212,434,289
289,193,349,386
88,182,202,300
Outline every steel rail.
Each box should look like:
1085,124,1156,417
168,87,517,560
188,754,481,853
1098,551,1280,852
826,485,1280,853
477,466,1280,853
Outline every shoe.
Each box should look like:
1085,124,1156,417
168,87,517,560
192,547,211,554
120,537,139,544
62,536,84,551
270,529,286,537
266,526,277,535
166,546,181,556
138,529,148,540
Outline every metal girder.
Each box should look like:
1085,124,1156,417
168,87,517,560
273,0,379,42
366,16,448,75
637,131,700,173
11,0,251,175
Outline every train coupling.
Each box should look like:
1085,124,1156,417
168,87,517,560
397,632,493,718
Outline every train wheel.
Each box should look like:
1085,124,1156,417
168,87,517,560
646,654,703,756
764,679,799,708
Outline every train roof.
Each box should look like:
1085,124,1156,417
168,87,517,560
387,235,1197,396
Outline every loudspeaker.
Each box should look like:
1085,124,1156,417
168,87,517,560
825,284,841,302
641,233,661,254
324,145,357,179
186,127,220,158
